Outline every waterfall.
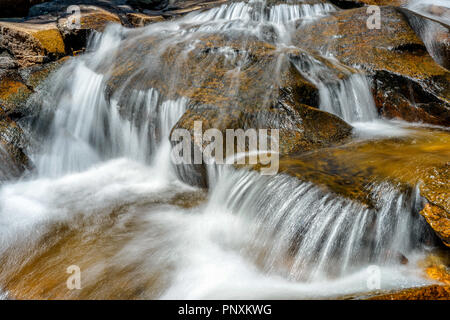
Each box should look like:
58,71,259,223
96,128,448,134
0,0,440,299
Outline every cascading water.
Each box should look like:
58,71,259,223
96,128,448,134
0,0,444,299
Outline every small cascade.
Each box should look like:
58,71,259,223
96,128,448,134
205,167,433,282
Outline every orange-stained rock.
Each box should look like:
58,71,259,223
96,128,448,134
420,165,450,247
0,71,33,116
369,285,450,300
0,21,66,67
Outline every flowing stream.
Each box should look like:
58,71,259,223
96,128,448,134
0,0,447,299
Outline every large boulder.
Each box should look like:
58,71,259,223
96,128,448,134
420,165,450,247
293,6,450,126
369,285,450,300
0,21,66,67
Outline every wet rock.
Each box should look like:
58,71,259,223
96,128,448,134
293,6,450,126
0,50,17,69
105,33,351,187
57,5,122,53
420,252,450,285
420,165,450,247
399,7,450,70
0,20,66,67
368,285,450,300
28,0,129,17
126,12,164,27
126,0,168,11
277,128,450,208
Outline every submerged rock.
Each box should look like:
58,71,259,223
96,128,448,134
293,6,450,126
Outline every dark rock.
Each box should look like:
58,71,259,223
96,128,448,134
0,114,32,180
399,7,450,70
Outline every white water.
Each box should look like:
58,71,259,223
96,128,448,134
0,1,440,299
